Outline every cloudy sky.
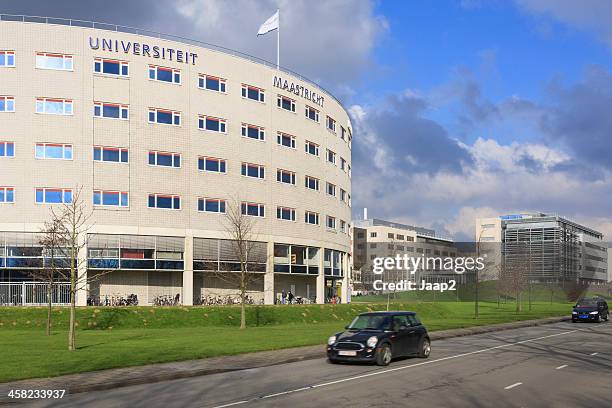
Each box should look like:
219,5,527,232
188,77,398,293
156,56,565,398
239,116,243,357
4,0,612,240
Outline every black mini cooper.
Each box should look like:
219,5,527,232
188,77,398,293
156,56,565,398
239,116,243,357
327,311,431,366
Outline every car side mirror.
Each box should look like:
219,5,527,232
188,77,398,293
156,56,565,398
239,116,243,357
345,325,350,329
400,325,408,331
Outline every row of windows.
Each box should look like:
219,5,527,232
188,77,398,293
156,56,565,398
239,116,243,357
0,187,348,231
2,51,352,146
2,139,351,177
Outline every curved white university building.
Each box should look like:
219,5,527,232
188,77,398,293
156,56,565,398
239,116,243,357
0,17,353,305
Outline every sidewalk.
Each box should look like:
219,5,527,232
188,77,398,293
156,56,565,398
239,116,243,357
0,316,569,403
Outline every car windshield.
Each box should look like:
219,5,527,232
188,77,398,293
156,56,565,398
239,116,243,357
347,315,393,331
575,300,598,307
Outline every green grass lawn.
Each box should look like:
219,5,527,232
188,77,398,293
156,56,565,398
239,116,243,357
0,301,571,383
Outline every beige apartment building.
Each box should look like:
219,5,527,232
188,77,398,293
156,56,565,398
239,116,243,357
0,17,352,305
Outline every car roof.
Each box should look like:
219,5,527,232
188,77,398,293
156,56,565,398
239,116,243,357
358,311,416,316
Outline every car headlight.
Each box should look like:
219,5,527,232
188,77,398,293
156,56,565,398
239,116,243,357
572,311,577,314
328,336,337,345
590,311,599,315
366,336,378,348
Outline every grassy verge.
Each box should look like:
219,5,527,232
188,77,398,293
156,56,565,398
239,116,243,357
0,301,570,383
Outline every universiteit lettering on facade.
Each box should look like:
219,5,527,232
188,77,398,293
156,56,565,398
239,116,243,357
0,18,353,306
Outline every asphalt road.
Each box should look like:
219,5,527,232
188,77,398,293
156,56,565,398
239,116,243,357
23,321,612,408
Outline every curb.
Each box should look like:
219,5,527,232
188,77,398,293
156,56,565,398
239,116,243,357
0,316,570,404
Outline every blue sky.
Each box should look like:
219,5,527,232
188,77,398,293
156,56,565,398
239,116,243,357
4,0,612,240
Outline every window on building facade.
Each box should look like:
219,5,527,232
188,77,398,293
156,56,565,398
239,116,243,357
198,198,226,213
36,98,72,115
305,105,319,122
326,116,336,132
277,206,296,221
198,115,226,133
326,182,336,197
340,126,347,140
277,132,296,149
241,84,265,102
148,194,180,210
327,216,336,230
94,146,128,163
0,96,15,112
36,52,73,71
241,123,265,141
0,142,15,157
148,151,181,168
149,108,180,126
305,175,319,191
370,232,377,237
94,58,128,76
35,188,72,204
241,162,265,179
0,187,14,203
277,95,295,112
94,102,128,120
305,140,319,156
35,143,72,160
340,220,347,233
198,156,226,173
276,169,296,185
198,74,226,92
326,149,336,164
340,188,347,203
241,202,265,217
93,190,128,207
0,51,15,67
149,65,180,84
305,211,319,225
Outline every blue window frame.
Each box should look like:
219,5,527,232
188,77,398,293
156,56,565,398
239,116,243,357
277,207,296,221
0,142,14,157
94,58,129,76
94,102,129,119
241,202,265,217
93,146,128,163
277,169,296,185
0,96,15,112
93,190,129,207
199,74,226,92
148,194,180,210
0,187,14,203
241,124,265,140
149,151,181,168
0,51,15,67
35,143,72,160
149,108,180,126
241,85,265,102
198,157,227,173
199,116,227,133
35,188,72,204
149,65,180,84
241,163,265,179
198,198,226,213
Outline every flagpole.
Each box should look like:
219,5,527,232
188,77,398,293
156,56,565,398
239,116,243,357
276,9,280,70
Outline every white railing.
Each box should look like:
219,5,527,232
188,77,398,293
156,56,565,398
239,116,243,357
0,282,71,306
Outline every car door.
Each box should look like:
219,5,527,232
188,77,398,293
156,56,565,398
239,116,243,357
406,315,424,353
390,315,411,356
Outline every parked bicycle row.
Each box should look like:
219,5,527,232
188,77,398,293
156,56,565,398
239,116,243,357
194,295,263,305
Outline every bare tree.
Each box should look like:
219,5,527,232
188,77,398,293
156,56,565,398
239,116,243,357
500,251,529,313
27,217,69,335
211,200,265,329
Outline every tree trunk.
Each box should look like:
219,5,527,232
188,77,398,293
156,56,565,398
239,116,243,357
515,291,521,313
46,282,52,336
68,286,76,350
240,273,246,330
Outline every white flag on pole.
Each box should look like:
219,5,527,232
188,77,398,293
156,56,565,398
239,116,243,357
257,10,279,36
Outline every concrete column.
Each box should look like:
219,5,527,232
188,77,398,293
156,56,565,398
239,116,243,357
183,234,194,306
264,241,275,305
341,253,349,304
316,247,325,304
76,232,88,306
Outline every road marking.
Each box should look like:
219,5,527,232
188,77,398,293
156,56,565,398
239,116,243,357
555,364,568,370
590,352,598,356
212,329,578,408
504,382,522,390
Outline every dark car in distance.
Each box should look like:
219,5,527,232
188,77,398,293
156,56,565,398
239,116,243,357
327,311,430,366
572,298,609,323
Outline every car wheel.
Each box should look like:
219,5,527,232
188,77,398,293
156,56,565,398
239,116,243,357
418,337,431,358
376,344,392,366
572,318,577,323
327,358,338,364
